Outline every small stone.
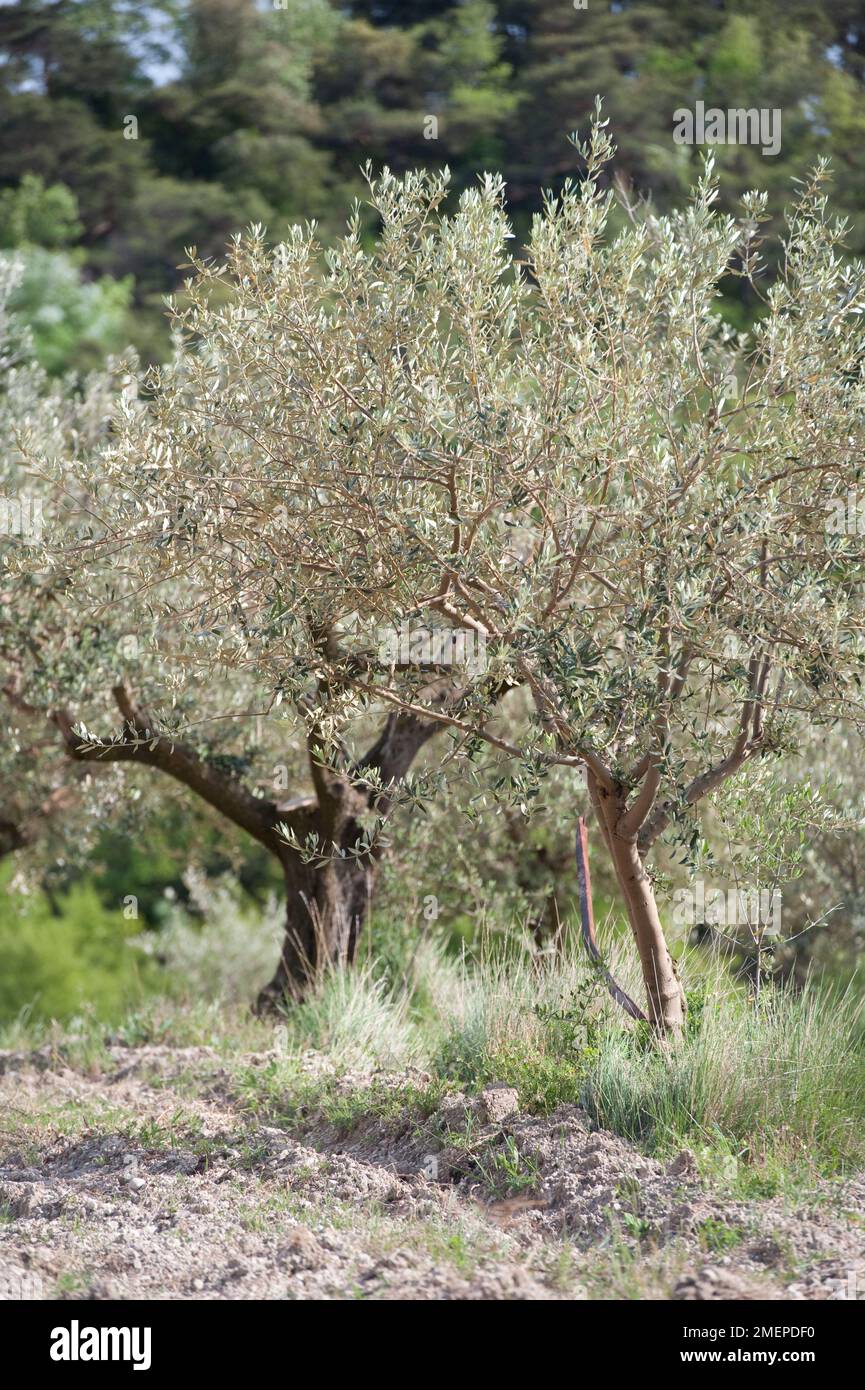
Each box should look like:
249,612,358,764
0,1185,33,1218
578,1152,604,1174
88,1279,122,1301
478,1084,520,1125
437,1093,471,1131
280,1228,324,1270
667,1149,699,1179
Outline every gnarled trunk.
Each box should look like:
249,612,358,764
254,706,443,1013
0,815,27,860
255,849,377,1011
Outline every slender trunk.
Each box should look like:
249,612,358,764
592,785,685,1035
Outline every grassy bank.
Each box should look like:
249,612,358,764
3,899,863,1200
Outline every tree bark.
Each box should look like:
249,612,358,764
591,780,686,1035
255,707,442,1012
256,842,377,1010
0,786,78,861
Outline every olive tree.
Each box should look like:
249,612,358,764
14,355,462,1009
4,461,447,1008
48,121,865,1029
331,136,863,1033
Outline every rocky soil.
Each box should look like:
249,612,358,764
1,1045,863,1301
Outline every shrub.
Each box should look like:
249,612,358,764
0,875,154,1024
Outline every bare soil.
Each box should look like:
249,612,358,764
1,1045,863,1301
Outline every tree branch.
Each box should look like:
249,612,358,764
52,683,289,856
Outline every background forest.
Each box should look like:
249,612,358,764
5,0,865,365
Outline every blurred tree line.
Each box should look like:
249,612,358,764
2,0,865,365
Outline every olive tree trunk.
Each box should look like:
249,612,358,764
52,682,442,1016
254,706,443,1012
255,840,377,1011
591,781,685,1035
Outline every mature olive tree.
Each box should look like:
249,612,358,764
4,481,448,1008
10,348,463,1010
42,118,865,1028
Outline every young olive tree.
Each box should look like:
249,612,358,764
59,122,865,1029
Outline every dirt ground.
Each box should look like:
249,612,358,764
1,1044,863,1301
